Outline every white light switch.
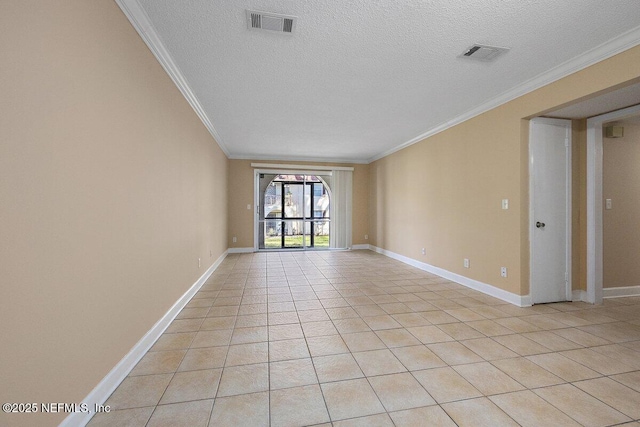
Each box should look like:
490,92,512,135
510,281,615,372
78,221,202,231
605,199,612,210
247,204,252,210
502,199,509,210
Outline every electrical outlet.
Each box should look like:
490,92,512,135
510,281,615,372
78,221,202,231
464,258,470,268
247,204,252,210
501,267,508,278
198,258,201,268
364,234,368,240
502,199,509,210
421,248,426,255
232,236,237,243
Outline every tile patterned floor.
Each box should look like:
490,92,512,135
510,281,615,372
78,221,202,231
89,250,640,427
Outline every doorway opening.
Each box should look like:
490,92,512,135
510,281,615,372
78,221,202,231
586,103,640,303
257,173,331,250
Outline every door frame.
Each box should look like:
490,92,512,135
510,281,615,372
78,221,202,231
529,117,572,303
253,168,332,251
586,103,640,304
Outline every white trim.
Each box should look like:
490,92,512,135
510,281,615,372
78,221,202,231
255,168,333,177
586,104,640,304
114,0,230,157
603,285,640,299
566,125,573,302
62,251,228,427
254,170,259,251
351,244,371,250
368,26,640,163
529,118,572,304
228,247,255,253
251,163,354,171
587,119,603,304
256,248,337,253
572,290,588,302
233,154,369,164
369,246,532,307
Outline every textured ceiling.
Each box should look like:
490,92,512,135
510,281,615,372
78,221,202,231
127,0,640,163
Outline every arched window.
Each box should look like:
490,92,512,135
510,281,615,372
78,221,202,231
259,174,330,249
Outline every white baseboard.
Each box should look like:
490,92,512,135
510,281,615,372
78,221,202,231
62,250,228,427
572,290,588,302
228,247,254,253
369,245,532,307
603,285,640,299
230,246,373,252
351,244,371,250
230,247,371,252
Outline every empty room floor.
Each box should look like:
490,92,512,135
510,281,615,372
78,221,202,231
89,250,640,427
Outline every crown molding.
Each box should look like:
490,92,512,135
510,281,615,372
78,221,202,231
115,0,640,165
251,163,354,171
115,0,231,157
229,153,369,164
368,25,640,163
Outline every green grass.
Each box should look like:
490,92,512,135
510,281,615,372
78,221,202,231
265,235,329,248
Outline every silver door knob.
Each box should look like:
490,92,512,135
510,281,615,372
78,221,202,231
536,221,546,228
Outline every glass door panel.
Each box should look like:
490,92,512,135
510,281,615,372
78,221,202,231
265,182,282,219
282,183,304,248
313,183,330,218
311,220,330,248
283,183,304,219
263,220,282,248
258,174,279,250
304,183,312,219
283,219,304,248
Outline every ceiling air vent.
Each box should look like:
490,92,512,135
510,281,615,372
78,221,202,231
246,10,296,34
460,44,510,62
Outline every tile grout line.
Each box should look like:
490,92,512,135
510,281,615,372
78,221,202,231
209,254,245,426
91,251,640,426
294,253,334,425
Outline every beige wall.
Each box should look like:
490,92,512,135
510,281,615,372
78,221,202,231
228,160,369,249
603,122,640,288
370,111,523,294
369,46,640,297
3,3,640,425
0,2,228,426
227,160,256,247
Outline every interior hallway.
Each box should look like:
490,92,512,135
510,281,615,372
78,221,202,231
88,250,640,426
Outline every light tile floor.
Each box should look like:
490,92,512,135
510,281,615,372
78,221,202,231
89,250,640,427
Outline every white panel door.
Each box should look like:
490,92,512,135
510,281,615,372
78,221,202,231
530,118,571,304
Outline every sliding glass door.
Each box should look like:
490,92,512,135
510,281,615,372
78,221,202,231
258,174,330,250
